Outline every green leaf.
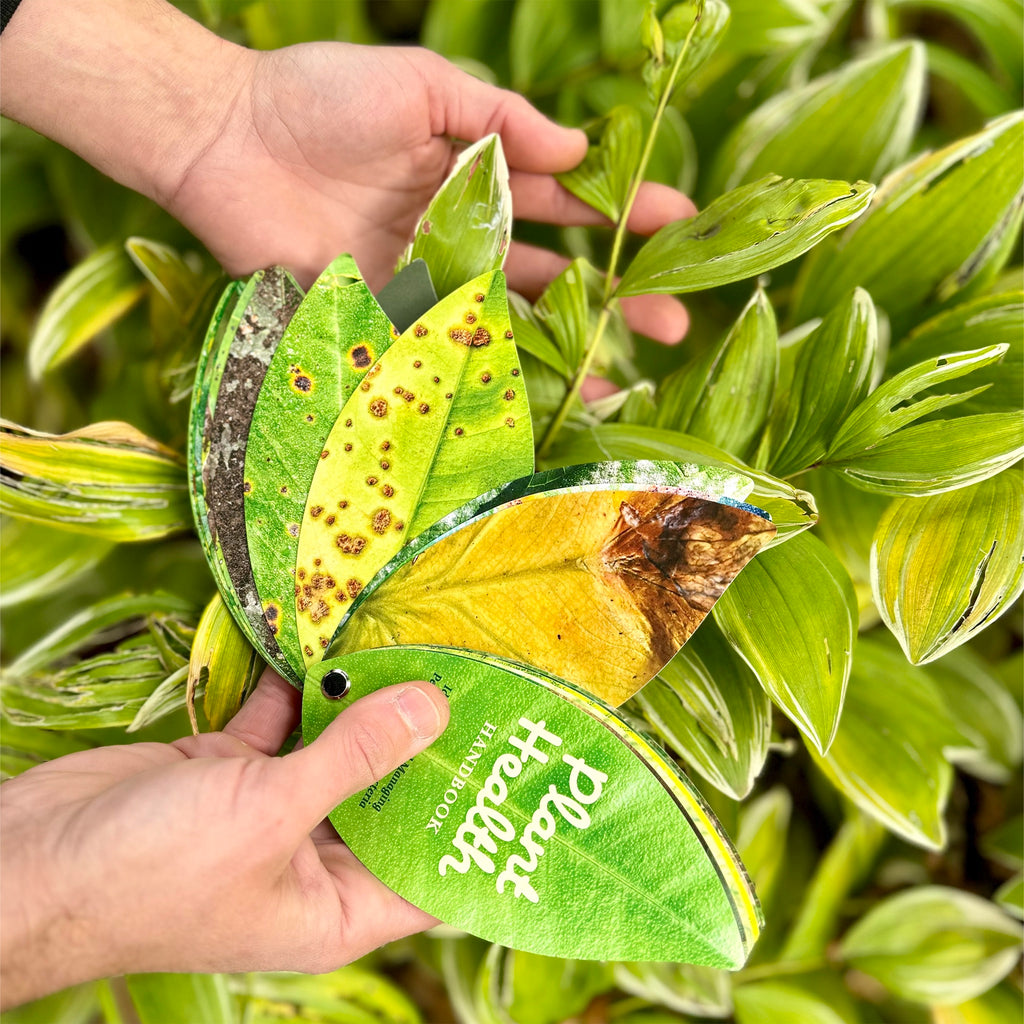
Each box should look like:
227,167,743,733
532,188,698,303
332,462,774,708
557,106,642,224
932,983,1024,1024
534,257,592,373
509,0,599,93
188,593,264,733
508,293,570,378
0,517,114,608
612,960,731,1018
734,981,848,1024
8,592,194,677
634,620,771,799
304,645,762,967
232,967,422,1024
826,345,1008,462
871,471,1024,665
719,0,830,56
715,531,856,755
792,112,1024,328
887,292,1023,417
295,271,533,667
653,288,778,461
735,786,792,910
124,237,206,317
708,42,926,195
995,875,1024,921
600,0,645,64
761,288,878,477
398,135,512,297
982,815,1023,872
421,0,515,71
617,176,874,297
127,663,190,733
813,635,958,849
0,722,95,780
644,0,731,104
830,413,1024,496
925,42,1018,120
840,886,1023,1005
27,243,147,379
1,419,192,542
126,973,236,1024
550,423,819,545
0,983,100,1024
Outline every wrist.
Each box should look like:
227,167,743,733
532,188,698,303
0,0,256,208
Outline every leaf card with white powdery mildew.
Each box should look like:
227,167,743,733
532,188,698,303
303,645,762,967
294,270,533,666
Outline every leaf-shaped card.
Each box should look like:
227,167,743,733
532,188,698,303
242,255,396,678
293,269,533,666
189,267,303,678
302,645,762,967
328,460,776,706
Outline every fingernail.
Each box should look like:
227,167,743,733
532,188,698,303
395,685,444,740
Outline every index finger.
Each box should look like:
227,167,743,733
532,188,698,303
222,668,302,755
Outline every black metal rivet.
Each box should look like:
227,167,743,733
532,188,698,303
321,668,351,700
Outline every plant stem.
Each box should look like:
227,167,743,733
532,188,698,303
535,18,699,462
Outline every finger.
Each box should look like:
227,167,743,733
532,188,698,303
580,377,621,402
410,49,587,173
276,682,449,829
511,174,696,234
505,242,689,344
222,668,302,756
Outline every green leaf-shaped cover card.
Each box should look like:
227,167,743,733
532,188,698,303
303,646,761,967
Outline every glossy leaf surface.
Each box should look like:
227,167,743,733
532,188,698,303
243,255,393,678
398,135,511,297
303,645,762,967
715,532,856,755
871,471,1024,664
814,636,958,849
840,887,1023,1005
295,270,532,666
332,462,774,707
617,176,873,297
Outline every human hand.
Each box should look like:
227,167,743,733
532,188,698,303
0,672,449,1010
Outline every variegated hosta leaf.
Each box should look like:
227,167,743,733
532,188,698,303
294,270,532,666
613,960,731,1018
715,531,856,755
643,0,731,104
616,176,874,297
27,242,146,379
125,973,235,1024
633,620,771,799
189,267,303,679
840,887,1023,1006
242,255,394,679
0,724,96,780
1,419,190,541
187,593,264,733
734,981,849,1024
735,787,792,911
331,461,774,707
125,236,208,316
793,112,1024,327
871,470,1024,664
812,635,959,850
397,134,511,297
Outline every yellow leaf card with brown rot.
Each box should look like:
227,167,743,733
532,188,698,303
327,461,776,707
294,269,533,666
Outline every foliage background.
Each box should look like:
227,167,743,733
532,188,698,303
1,0,1022,1022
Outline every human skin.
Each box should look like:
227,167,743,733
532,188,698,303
0,0,700,1004
0,672,449,1009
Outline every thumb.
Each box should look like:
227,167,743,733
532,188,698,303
277,681,449,830
409,49,587,174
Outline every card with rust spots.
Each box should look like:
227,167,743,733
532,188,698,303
294,269,533,667
327,461,774,706
244,255,396,680
302,645,762,966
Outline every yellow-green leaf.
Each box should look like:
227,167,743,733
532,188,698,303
126,973,236,1024
715,531,856,754
188,593,264,733
617,176,874,297
27,243,146,379
125,236,206,316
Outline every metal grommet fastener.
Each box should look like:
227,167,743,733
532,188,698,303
321,668,351,699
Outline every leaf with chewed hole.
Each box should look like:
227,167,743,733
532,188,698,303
329,461,774,707
295,270,532,667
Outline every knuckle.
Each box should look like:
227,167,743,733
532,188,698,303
341,718,394,783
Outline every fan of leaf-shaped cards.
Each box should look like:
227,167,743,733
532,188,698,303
188,228,776,964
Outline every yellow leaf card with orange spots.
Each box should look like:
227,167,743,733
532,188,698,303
293,269,533,665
